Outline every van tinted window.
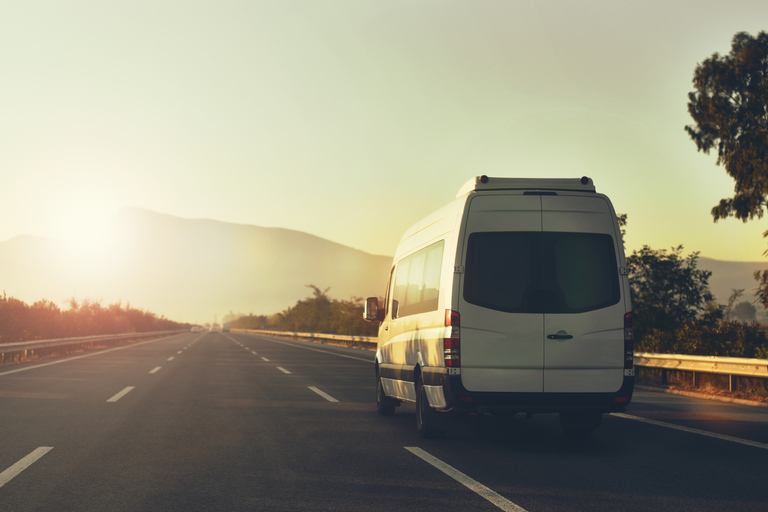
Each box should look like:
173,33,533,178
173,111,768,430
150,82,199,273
463,232,619,314
392,241,445,318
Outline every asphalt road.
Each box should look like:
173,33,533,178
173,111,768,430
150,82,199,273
1,331,767,511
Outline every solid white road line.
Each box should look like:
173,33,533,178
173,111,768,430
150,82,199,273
308,386,339,403
0,336,181,377
0,447,54,488
611,412,768,450
107,386,135,403
149,366,162,374
276,367,291,374
405,447,528,512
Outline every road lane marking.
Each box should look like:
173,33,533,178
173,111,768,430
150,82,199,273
611,413,768,450
149,366,162,374
251,351,258,355
107,386,135,402
252,336,372,362
0,335,182,377
167,356,175,361
177,351,183,354
308,386,339,403
0,447,54,488
276,367,291,374
261,357,270,362
405,447,528,512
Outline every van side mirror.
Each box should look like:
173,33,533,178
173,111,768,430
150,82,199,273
364,297,384,322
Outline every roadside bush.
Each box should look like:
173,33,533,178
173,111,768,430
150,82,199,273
271,285,379,337
638,320,768,358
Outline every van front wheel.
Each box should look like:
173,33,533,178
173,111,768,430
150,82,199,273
416,377,446,438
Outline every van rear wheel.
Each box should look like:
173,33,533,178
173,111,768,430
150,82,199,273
376,373,398,416
416,377,446,438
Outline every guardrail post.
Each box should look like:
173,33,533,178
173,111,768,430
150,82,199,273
661,368,667,385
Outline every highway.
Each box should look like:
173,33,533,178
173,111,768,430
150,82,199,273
1,331,767,511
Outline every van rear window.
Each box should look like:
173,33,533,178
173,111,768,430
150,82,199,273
463,232,620,314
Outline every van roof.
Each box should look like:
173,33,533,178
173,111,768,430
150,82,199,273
457,176,596,197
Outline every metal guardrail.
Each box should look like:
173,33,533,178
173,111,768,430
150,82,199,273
634,352,768,391
0,330,186,363
240,329,377,346
241,330,768,391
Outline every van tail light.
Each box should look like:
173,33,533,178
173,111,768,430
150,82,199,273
444,309,460,368
624,312,634,370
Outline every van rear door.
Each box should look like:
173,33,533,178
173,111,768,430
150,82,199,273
540,195,625,393
458,194,544,393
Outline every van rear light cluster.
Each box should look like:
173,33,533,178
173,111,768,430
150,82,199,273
444,309,461,368
624,312,634,369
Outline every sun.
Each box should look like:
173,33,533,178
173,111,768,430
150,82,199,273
53,187,123,278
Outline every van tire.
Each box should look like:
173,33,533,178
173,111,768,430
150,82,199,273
376,373,398,416
559,411,602,440
416,377,446,439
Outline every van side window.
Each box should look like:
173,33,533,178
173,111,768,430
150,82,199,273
463,232,619,314
391,241,445,319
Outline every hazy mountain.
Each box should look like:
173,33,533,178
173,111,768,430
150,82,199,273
698,257,767,312
0,208,393,323
3,210,764,325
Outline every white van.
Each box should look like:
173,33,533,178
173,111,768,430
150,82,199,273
364,176,634,439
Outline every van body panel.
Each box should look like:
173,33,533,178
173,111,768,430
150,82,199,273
457,194,545,393
539,194,627,393
458,315,544,393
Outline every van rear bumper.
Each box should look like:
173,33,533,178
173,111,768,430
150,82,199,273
422,367,634,414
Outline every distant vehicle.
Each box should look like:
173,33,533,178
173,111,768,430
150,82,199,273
222,323,231,332
364,176,634,440
210,324,221,333
190,326,203,332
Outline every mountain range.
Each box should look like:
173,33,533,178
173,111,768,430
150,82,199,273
0,208,765,324
0,208,392,324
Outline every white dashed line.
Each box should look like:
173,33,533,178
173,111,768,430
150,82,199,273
107,386,135,403
0,447,54,488
405,447,528,512
149,366,162,374
276,367,291,374
261,357,270,362
167,356,175,361
308,386,339,402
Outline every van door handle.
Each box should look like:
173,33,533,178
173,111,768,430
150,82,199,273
547,331,573,340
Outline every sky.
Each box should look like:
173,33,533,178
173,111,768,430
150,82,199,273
2,0,768,263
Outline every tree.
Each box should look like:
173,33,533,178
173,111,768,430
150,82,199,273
685,31,768,223
731,301,757,323
627,245,719,339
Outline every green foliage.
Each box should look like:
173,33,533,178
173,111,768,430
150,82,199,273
0,293,183,344
627,245,719,339
685,31,768,223
638,320,767,358
731,301,757,322
230,314,274,330
273,285,378,337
